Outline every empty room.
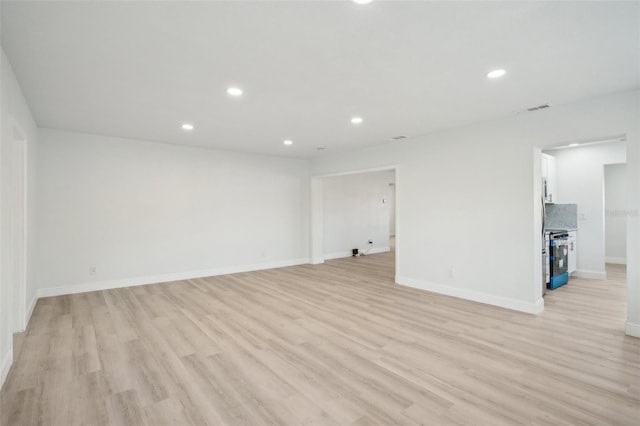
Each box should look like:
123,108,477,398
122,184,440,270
1,1,639,425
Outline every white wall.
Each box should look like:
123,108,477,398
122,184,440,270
36,129,309,294
1,48,39,387
626,93,640,338
604,163,627,263
310,90,640,332
551,142,626,278
322,170,393,259
389,183,396,236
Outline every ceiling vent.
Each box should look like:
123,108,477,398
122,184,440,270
526,104,550,112
392,135,407,140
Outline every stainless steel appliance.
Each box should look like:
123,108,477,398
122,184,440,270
543,231,550,290
541,199,571,294
548,231,569,289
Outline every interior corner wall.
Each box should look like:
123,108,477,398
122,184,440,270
322,171,394,259
35,129,310,295
551,141,627,277
1,48,39,387
310,90,639,320
624,101,640,338
604,163,627,263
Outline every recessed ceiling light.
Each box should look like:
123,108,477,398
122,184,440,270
486,69,506,79
351,117,363,124
317,147,325,151
227,87,243,96
283,139,293,146
181,123,194,131
569,143,579,147
352,0,373,4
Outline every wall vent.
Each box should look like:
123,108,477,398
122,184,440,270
526,104,550,112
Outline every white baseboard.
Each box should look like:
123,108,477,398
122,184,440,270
24,293,38,330
605,257,627,265
324,251,352,260
37,258,310,299
574,269,607,280
367,247,391,255
310,258,325,265
324,247,390,260
625,321,640,338
1,348,13,390
397,275,544,315
0,295,37,390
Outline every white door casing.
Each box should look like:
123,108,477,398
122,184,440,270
10,121,27,332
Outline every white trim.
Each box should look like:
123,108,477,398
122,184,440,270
397,275,544,314
605,257,627,265
310,258,325,265
324,247,390,260
625,321,640,338
1,348,13,390
573,269,607,280
367,247,391,256
24,292,38,331
10,118,28,332
324,251,352,260
36,258,310,298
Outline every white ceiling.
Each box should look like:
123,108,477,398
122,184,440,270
2,1,638,158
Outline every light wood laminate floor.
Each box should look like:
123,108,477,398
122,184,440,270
1,252,639,425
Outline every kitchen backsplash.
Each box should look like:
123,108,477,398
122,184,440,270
545,203,578,229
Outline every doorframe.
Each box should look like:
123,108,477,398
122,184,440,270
532,147,544,307
535,135,631,325
310,165,400,281
11,119,28,332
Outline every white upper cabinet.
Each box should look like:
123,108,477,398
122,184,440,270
542,153,557,203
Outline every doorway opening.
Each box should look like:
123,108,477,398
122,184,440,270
536,136,627,314
604,163,627,267
310,166,398,282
